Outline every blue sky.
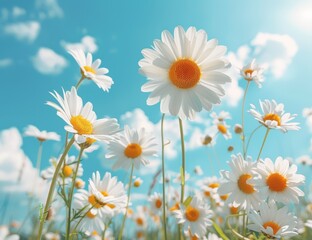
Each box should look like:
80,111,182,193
1,0,312,226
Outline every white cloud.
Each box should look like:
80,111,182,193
61,36,98,53
224,33,298,106
4,21,40,42
33,47,67,74
0,58,12,68
12,6,26,18
0,128,48,200
36,0,63,19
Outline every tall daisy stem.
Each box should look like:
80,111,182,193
66,147,84,240
245,125,262,157
178,118,186,203
37,137,75,240
75,76,85,90
241,81,250,158
257,128,270,161
178,118,186,240
118,163,134,240
161,114,168,240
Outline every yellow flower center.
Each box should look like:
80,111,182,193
209,182,220,188
136,217,144,226
217,124,227,134
230,206,239,214
155,199,162,208
86,211,96,219
75,180,84,188
134,180,141,187
86,137,96,145
124,143,142,158
263,221,281,235
220,194,228,201
244,69,254,80
263,113,281,126
169,59,201,89
237,174,255,194
88,191,113,209
70,115,93,135
136,231,144,238
185,206,200,222
204,191,211,197
62,165,73,177
169,202,180,212
82,66,96,75
266,173,287,192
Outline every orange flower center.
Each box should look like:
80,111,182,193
230,206,239,214
75,180,84,188
81,66,96,76
263,221,281,235
237,174,255,194
70,115,93,135
244,69,254,80
204,191,211,197
263,113,281,126
86,211,96,219
169,202,180,212
136,217,144,226
169,59,201,89
62,165,73,177
133,180,141,187
185,206,200,222
266,173,287,192
209,182,220,188
136,231,144,238
88,191,114,209
124,143,142,158
217,124,227,134
220,194,228,201
155,199,162,208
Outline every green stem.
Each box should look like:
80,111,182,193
257,128,270,162
160,114,168,240
242,210,246,236
118,163,134,240
226,213,249,240
245,125,262,158
102,220,111,240
212,221,229,240
66,147,84,240
37,137,75,240
75,76,85,90
178,118,186,240
241,81,250,158
32,141,43,194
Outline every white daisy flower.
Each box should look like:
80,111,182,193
72,210,105,236
149,192,163,214
41,155,83,185
296,155,312,166
197,176,221,200
303,107,312,118
24,125,60,142
68,48,113,91
44,232,60,240
75,178,85,189
173,196,212,238
248,203,298,239
218,154,261,210
0,226,19,240
139,26,231,120
73,171,127,219
252,157,305,204
249,99,300,132
210,120,232,140
105,126,158,170
210,111,231,122
173,171,190,184
240,59,264,87
207,233,222,240
133,177,143,187
193,165,203,176
47,87,119,144
132,206,148,228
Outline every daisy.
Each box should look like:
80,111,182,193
44,232,61,240
296,155,312,166
209,118,232,140
172,195,212,238
248,203,298,239
197,176,221,200
249,100,300,132
47,87,119,144
105,126,158,170
210,111,231,122
75,178,85,189
149,192,163,214
234,124,243,134
240,59,264,87
133,177,143,187
139,26,231,120
24,125,60,142
73,171,127,218
218,154,260,210
193,165,203,176
252,157,305,204
41,155,83,185
68,48,113,91
132,206,148,228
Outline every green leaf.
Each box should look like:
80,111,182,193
212,221,230,240
183,196,192,207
